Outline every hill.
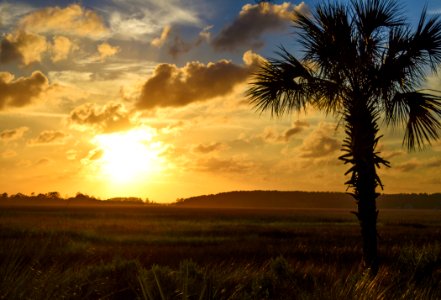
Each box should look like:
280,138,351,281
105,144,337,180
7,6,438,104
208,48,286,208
175,191,441,209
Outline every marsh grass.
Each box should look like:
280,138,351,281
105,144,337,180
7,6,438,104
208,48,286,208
0,205,440,299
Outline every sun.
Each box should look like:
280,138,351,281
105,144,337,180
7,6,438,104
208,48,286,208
91,128,164,183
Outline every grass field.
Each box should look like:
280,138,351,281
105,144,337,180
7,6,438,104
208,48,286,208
0,204,440,299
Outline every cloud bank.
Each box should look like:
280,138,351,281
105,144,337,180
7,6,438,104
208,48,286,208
0,126,29,142
212,2,308,51
18,4,108,38
28,130,67,145
69,102,134,133
137,51,263,109
0,71,49,109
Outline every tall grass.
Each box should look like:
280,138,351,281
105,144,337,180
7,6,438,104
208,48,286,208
0,205,440,299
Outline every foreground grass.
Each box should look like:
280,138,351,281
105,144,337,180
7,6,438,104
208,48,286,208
0,205,440,299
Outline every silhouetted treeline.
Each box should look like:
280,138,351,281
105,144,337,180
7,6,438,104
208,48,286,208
175,191,441,209
0,192,152,206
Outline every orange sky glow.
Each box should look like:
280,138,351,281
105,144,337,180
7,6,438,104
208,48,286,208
1,1,441,202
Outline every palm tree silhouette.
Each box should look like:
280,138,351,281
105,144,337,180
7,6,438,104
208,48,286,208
247,0,441,275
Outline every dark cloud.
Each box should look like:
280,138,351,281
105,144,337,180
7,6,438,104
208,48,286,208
168,36,194,58
36,158,52,166
0,71,49,109
69,102,134,133
136,58,255,109
168,26,211,58
0,126,29,142
27,130,67,145
0,31,47,65
212,2,308,51
0,36,22,63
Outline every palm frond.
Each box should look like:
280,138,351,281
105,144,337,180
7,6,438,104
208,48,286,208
352,0,404,36
387,91,441,150
247,49,314,116
412,9,441,72
294,2,356,82
352,0,404,63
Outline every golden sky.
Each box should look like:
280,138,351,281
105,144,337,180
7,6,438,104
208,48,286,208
1,1,441,202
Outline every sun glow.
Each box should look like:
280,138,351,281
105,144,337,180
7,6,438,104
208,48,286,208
91,128,165,183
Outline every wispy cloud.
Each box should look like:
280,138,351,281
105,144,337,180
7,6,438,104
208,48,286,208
105,0,201,40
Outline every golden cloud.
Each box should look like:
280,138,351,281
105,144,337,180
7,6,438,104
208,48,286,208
69,102,134,133
151,25,171,48
97,42,120,61
212,1,308,51
1,150,17,158
263,120,309,144
0,126,29,142
0,71,49,109
51,36,75,62
137,53,264,109
193,157,255,174
1,31,47,65
193,142,229,154
300,122,340,158
18,4,108,38
27,130,67,145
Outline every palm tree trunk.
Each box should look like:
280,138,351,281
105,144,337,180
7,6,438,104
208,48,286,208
343,102,381,276
356,166,379,275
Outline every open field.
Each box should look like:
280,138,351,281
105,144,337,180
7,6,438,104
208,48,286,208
1,204,440,299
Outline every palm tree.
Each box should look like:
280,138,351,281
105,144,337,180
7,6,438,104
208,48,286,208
247,0,441,275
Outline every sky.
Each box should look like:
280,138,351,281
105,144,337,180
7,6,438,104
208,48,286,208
0,0,440,203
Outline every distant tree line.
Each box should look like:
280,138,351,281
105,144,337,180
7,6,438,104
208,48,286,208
175,191,441,210
0,192,152,206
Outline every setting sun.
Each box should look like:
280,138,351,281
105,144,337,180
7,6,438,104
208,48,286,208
92,128,164,183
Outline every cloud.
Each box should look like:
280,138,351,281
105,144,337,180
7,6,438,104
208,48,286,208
0,126,29,142
27,130,67,145
263,120,309,144
81,148,104,165
1,31,47,65
1,150,17,158
0,2,34,28
212,2,308,51
0,71,49,109
194,157,255,174
193,142,228,154
50,36,75,62
151,25,172,47
427,158,441,168
66,149,77,161
168,36,194,58
36,158,52,166
107,0,201,40
69,102,135,133
396,160,421,172
242,49,267,68
300,123,340,158
382,150,404,161
137,51,264,109
94,42,120,62
18,4,108,38
396,157,441,172
167,26,212,58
